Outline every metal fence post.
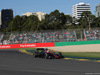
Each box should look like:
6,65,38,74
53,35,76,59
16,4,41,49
53,32,55,42
81,31,82,41
84,30,87,41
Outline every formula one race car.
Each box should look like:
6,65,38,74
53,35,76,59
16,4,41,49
33,48,64,59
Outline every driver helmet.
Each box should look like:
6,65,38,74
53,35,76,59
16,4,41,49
44,48,48,50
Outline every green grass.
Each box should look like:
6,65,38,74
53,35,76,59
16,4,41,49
20,48,100,60
20,48,36,50
20,48,36,53
62,52,100,59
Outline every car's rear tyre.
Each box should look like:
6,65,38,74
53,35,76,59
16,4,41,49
45,53,49,59
58,52,63,58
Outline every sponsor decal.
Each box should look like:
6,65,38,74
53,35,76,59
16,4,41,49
0,45,11,49
20,44,36,48
0,43,54,49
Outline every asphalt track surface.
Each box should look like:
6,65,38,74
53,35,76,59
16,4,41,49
0,49,100,75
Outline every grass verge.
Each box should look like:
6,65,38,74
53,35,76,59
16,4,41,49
19,48,100,60
62,52,100,60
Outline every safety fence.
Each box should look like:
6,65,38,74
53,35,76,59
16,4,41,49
0,28,100,45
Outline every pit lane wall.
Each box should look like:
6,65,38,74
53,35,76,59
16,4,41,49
55,40,100,46
0,43,54,49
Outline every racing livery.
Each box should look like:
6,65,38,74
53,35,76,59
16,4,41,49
33,48,64,59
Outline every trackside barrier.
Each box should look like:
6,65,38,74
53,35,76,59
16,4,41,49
1,40,100,49
55,40,100,46
0,43,54,49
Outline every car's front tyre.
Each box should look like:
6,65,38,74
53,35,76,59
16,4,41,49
33,52,38,58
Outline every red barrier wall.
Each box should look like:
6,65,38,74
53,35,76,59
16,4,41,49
0,43,54,49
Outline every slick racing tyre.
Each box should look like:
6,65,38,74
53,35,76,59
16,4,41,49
58,52,63,58
33,52,38,58
45,53,49,59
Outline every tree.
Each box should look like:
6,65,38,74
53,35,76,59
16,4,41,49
44,9,66,30
81,11,91,18
65,15,72,24
39,19,48,30
78,11,95,29
6,21,13,32
5,10,98,32
2,20,11,32
6,15,22,32
4,20,11,28
94,17,100,27
22,15,39,31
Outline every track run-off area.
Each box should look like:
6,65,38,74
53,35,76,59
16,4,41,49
0,49,100,75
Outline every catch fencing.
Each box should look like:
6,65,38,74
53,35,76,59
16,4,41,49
0,28,100,45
